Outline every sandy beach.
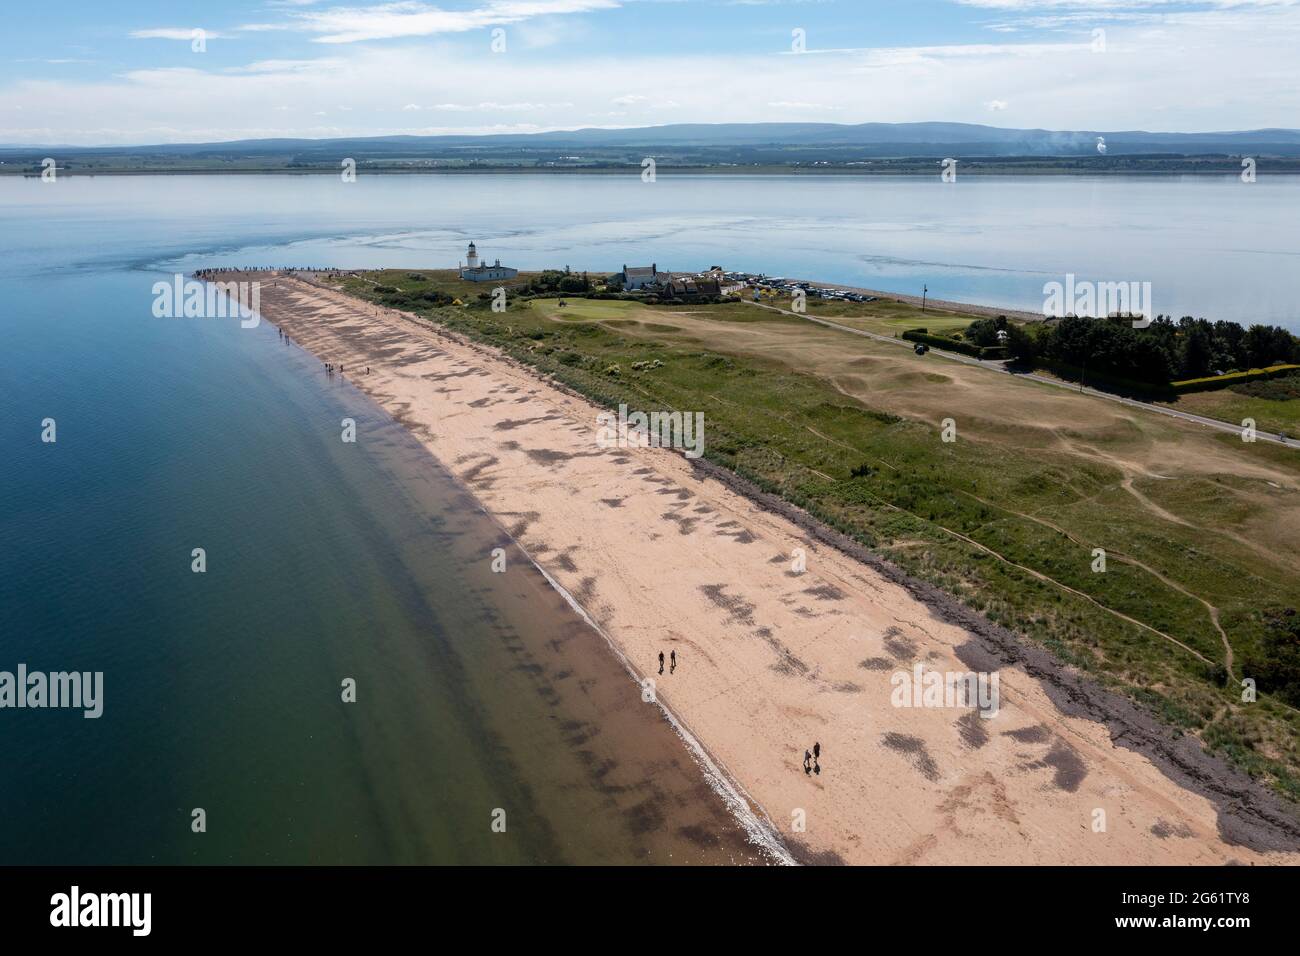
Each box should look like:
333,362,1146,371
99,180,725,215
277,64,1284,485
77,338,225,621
236,272,1300,865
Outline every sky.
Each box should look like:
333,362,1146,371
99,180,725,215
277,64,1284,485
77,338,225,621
2,0,1298,145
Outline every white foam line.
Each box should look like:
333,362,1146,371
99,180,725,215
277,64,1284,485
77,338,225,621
523,552,799,866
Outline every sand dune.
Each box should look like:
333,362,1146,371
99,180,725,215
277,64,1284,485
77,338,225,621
241,273,1300,865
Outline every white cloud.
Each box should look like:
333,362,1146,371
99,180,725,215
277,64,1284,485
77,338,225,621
227,58,346,73
7,4,1300,144
130,28,232,41
273,0,621,44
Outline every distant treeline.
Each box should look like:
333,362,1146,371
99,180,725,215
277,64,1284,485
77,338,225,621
10,153,1300,176
966,314,1300,387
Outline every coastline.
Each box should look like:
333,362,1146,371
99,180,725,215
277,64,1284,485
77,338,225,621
789,279,1045,322
237,272,1300,865
9,167,1300,178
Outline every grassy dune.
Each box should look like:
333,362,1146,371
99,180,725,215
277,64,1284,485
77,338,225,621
330,270,1300,800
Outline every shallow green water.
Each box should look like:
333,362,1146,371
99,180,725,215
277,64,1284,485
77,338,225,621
0,180,768,864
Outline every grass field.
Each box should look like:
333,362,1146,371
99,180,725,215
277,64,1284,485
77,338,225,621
330,272,1300,801
333,267,540,302
1160,385,1300,438
758,293,982,337
530,298,642,322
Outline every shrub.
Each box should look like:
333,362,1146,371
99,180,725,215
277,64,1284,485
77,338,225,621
1171,365,1300,394
901,329,1005,360
1241,608,1300,708
1229,372,1300,401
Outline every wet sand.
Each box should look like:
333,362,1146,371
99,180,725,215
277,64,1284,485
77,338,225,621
229,271,1300,865
349,405,785,864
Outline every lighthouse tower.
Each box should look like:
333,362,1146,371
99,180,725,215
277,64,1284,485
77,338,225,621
465,242,480,270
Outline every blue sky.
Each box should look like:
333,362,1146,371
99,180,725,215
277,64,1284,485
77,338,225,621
3,0,1298,144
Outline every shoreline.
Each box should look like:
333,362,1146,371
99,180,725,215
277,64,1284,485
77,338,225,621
10,167,1300,179
236,271,1300,865
787,279,1044,322
525,549,797,865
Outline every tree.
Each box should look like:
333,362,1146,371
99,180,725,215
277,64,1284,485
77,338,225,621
1003,323,1038,363
963,318,1000,347
1242,608,1300,708
1179,322,1214,379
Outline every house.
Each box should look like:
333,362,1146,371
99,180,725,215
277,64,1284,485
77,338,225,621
619,263,663,291
459,242,519,282
651,276,722,301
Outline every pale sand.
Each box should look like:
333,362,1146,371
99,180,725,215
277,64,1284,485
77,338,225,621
240,274,1299,865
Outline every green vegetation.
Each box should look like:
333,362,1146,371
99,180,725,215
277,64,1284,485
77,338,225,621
328,270,1300,801
333,267,628,311
1159,372,1300,437
902,327,1007,359
1173,365,1300,394
1243,609,1300,709
1232,371,1300,402
759,291,986,337
1019,315,1300,391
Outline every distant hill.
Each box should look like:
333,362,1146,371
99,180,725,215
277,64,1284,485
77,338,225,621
10,122,1300,153
4,123,1300,173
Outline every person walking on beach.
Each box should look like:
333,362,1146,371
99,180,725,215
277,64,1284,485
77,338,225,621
658,651,664,675
803,750,812,775
670,650,677,673
813,742,820,761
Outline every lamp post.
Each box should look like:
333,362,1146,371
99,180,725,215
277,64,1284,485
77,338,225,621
922,284,928,312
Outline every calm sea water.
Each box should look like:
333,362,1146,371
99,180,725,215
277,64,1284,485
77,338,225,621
0,177,775,865
4,172,1297,328
1,172,1295,864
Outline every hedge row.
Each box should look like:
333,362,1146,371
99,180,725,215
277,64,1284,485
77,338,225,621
1170,364,1300,394
1030,358,1171,397
901,329,1007,360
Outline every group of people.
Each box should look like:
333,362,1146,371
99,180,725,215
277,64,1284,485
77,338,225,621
322,362,374,376
657,649,677,675
802,742,822,776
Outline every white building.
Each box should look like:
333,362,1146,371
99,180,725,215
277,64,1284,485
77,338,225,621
459,242,519,282
619,263,664,290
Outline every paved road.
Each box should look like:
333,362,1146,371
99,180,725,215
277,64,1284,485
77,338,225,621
744,300,1296,449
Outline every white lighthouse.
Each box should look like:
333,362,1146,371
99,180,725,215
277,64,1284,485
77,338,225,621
458,241,518,281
